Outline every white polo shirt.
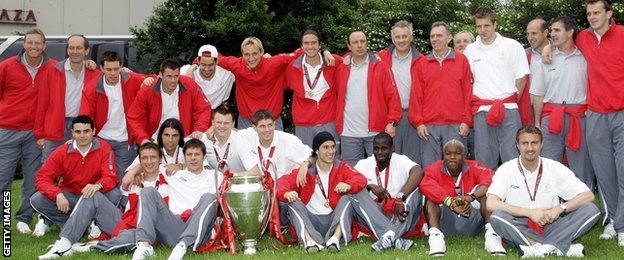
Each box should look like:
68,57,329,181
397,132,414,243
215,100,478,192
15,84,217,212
487,157,589,209
63,60,85,117
354,153,417,198
464,33,530,112
98,79,128,142
529,48,587,105
306,163,332,215
159,84,180,123
164,168,222,215
237,127,312,180
204,130,259,173
180,65,235,109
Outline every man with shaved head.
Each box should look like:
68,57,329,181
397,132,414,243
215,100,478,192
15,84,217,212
420,139,502,256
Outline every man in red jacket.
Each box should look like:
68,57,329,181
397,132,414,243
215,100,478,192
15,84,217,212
29,115,121,236
335,30,402,167
0,28,57,234
378,20,423,165
277,132,368,253
127,59,211,145
409,22,472,168
36,34,101,162
285,29,340,147
420,139,504,256
80,51,144,178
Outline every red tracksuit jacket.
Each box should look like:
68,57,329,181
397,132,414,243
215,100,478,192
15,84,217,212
127,76,212,144
277,160,367,209
334,52,402,134
35,59,101,141
420,160,493,204
0,50,56,135
35,138,119,201
217,50,302,120
284,54,340,126
79,71,144,145
408,51,473,127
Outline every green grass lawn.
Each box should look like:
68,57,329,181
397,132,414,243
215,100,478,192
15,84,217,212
7,180,624,259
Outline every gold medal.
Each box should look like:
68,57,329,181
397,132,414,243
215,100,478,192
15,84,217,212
307,90,314,97
324,201,330,208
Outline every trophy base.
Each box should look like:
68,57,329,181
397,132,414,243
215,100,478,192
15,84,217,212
242,239,258,255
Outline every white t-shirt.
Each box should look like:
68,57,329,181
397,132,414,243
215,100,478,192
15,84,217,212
164,168,222,215
98,79,128,142
306,163,332,215
464,33,530,112
487,157,589,209
156,84,180,140
355,153,417,198
126,147,184,173
204,131,259,173
302,55,330,103
180,65,235,109
237,127,312,180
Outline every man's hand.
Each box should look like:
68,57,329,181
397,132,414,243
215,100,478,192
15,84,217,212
56,193,70,214
392,201,408,221
534,122,541,129
81,183,101,198
385,123,396,138
166,163,183,176
417,125,429,140
141,77,155,88
188,131,204,139
323,50,335,66
541,43,553,64
263,53,272,58
121,67,133,73
543,206,563,224
528,208,549,226
452,196,472,217
186,64,198,78
121,167,140,191
284,191,300,202
85,60,97,71
36,138,45,150
205,126,215,142
139,139,151,146
296,162,309,187
368,184,391,202
334,182,351,194
459,123,470,137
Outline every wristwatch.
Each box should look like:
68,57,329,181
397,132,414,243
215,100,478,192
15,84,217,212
469,193,478,202
396,192,406,201
559,203,568,216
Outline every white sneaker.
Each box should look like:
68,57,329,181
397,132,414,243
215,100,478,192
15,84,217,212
132,243,155,260
371,234,393,252
536,244,560,256
565,243,585,257
32,218,50,237
168,241,187,260
484,227,506,255
428,228,446,256
38,238,73,259
87,221,102,240
71,242,95,253
600,222,616,239
520,243,545,258
618,233,624,247
325,236,340,253
16,221,32,234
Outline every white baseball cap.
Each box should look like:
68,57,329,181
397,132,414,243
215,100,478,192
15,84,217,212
197,44,218,58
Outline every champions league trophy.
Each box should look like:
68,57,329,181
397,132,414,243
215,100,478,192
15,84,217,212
225,174,271,254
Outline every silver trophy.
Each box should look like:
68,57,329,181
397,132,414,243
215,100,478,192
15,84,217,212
225,175,270,254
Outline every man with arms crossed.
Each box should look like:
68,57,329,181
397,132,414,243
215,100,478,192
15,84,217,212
487,126,600,257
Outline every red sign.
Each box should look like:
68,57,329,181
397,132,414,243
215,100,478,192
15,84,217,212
0,9,37,25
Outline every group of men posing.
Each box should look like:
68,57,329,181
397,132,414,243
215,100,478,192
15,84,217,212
0,0,622,258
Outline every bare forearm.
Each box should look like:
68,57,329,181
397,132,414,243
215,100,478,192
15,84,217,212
486,194,531,218
515,77,527,98
532,95,544,124
401,165,424,195
564,191,595,212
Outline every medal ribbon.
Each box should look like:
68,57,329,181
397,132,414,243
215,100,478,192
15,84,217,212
303,63,324,93
214,143,230,162
517,158,543,202
314,173,329,204
258,146,276,172
375,165,390,190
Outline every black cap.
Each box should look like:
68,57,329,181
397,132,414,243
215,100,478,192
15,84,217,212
312,131,335,156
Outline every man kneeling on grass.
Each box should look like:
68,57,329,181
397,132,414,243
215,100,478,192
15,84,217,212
277,132,367,253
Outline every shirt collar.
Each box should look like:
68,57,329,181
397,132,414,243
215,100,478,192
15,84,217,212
553,46,582,58
519,157,541,174
72,140,93,157
315,161,333,176
161,84,180,95
392,48,412,61
350,55,369,68
22,53,43,69
303,54,324,69
476,32,501,47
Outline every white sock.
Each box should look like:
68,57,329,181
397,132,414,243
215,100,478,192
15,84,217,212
382,230,395,239
485,223,492,231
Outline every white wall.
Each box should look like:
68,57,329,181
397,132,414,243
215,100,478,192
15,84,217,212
0,0,165,35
